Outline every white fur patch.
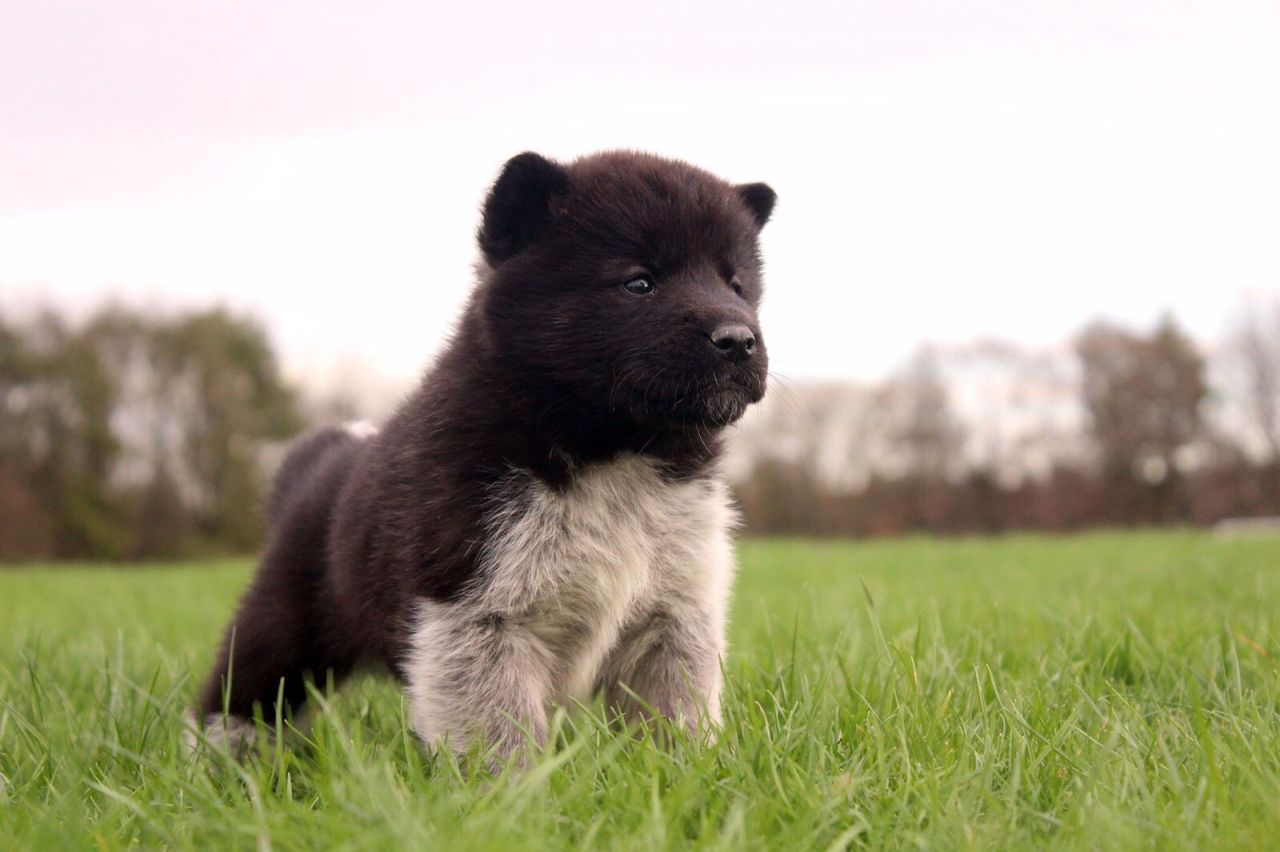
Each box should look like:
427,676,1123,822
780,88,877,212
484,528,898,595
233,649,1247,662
343,420,379,440
183,711,258,755
405,454,737,750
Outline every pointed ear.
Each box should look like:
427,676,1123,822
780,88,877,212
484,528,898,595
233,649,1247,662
478,152,570,264
736,182,776,229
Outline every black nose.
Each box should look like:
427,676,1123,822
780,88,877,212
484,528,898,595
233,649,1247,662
709,324,757,361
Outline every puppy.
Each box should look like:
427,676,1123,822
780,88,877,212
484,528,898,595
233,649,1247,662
193,151,776,761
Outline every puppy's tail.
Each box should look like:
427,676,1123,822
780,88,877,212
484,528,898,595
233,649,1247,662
267,421,377,525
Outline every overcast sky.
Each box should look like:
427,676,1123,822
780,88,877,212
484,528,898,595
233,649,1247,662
2,0,1278,391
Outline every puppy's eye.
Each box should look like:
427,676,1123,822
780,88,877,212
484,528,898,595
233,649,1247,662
623,276,654,295
730,277,744,296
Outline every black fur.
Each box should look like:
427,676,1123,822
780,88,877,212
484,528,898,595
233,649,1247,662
197,151,776,725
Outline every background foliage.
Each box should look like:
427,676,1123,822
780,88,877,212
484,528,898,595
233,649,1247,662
2,300,1279,560
0,306,299,560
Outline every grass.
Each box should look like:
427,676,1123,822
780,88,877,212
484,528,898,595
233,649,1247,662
2,531,1279,850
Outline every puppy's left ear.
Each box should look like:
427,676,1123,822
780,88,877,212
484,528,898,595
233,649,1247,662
736,182,777,229
479,152,570,264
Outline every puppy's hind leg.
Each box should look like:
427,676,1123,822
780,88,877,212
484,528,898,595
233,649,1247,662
191,555,353,754
189,425,369,755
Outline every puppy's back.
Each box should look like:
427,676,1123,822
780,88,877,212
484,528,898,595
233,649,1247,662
268,424,373,525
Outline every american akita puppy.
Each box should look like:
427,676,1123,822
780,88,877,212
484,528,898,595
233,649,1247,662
193,151,776,761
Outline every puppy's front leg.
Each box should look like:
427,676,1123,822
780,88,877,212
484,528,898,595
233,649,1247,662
597,605,724,734
406,603,551,763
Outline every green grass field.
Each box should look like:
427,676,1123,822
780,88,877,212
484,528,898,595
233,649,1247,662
2,532,1279,850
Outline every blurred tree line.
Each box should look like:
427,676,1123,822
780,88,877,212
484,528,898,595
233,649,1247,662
732,304,1280,536
2,298,1278,561
0,306,299,560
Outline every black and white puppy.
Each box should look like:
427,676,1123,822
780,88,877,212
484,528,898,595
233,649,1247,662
193,151,776,760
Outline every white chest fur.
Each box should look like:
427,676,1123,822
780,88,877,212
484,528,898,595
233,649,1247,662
406,455,738,749
475,455,737,699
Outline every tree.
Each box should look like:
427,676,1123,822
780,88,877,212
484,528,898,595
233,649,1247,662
161,310,301,549
887,347,965,482
0,305,303,561
0,310,124,558
1223,294,1280,507
1226,296,1280,488
1075,317,1206,523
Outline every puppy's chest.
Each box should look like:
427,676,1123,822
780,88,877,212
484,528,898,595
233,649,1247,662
477,457,727,637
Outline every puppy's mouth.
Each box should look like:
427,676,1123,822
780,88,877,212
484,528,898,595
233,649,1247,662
628,368,767,429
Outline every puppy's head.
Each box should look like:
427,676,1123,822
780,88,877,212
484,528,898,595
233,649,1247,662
478,151,775,431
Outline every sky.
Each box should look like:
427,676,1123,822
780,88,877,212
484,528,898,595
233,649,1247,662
2,0,1278,394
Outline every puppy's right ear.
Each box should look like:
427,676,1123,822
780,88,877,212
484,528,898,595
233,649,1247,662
478,152,570,264
736,182,777,229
